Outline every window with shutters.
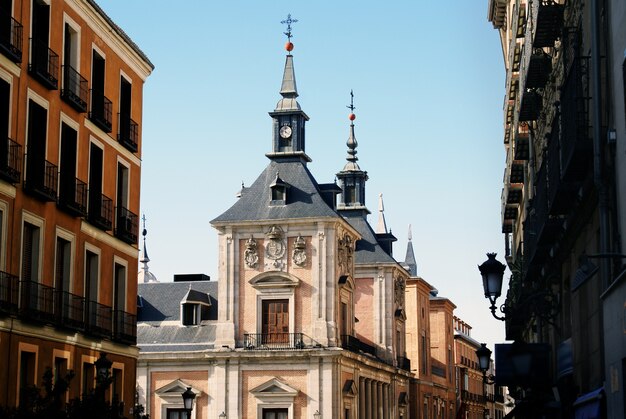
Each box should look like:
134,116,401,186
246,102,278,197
25,98,57,201
18,350,36,406
263,408,288,419
21,221,41,283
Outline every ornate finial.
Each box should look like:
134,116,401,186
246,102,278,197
347,89,356,120
281,14,298,42
142,214,147,237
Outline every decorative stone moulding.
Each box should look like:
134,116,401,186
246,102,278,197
265,225,286,269
244,236,259,268
292,234,307,267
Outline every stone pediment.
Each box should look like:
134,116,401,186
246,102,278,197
155,379,200,402
251,378,299,401
249,271,300,289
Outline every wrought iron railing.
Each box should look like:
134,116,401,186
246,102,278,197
243,332,310,350
28,38,58,89
61,65,88,112
24,157,58,201
0,137,21,184
19,280,55,321
115,206,138,245
341,334,377,358
118,113,138,152
88,192,113,231
55,290,85,330
113,310,137,344
89,89,112,132
0,14,22,62
58,177,88,217
0,270,18,314
86,300,112,337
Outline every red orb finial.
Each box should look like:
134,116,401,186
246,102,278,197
349,113,356,121
285,42,294,52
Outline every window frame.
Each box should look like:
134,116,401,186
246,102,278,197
20,211,45,283
54,226,75,293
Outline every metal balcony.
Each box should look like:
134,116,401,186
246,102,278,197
514,130,529,161
509,161,525,184
533,1,564,48
115,206,138,245
0,14,22,63
519,90,541,122
89,89,112,133
113,310,137,344
24,158,58,201
525,49,552,89
88,192,113,231
19,280,55,322
0,271,18,315
86,300,112,337
506,184,523,205
0,137,21,184
55,290,85,331
61,65,88,112
546,118,577,216
341,334,377,358
58,177,88,217
28,38,58,89
243,332,309,350
118,113,138,153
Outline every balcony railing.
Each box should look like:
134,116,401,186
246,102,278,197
115,206,138,245
58,177,88,217
89,89,112,133
243,332,311,350
28,38,58,89
55,290,85,330
118,113,138,152
88,193,113,231
532,0,564,48
61,65,88,112
0,271,18,314
0,137,21,184
0,14,23,62
19,280,55,322
113,310,137,344
525,49,552,89
24,158,58,201
519,90,541,122
341,334,377,358
86,300,112,337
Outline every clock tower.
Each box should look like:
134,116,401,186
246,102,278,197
266,31,311,162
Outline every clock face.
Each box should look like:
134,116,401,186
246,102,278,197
279,125,292,139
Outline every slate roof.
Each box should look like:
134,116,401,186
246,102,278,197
137,281,218,352
342,212,398,265
211,159,342,224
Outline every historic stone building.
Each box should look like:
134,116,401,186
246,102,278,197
487,0,626,417
0,0,152,413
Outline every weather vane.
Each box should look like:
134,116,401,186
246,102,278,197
142,213,147,237
281,14,298,42
347,90,356,113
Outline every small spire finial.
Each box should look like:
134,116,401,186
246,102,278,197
142,213,147,237
281,14,298,42
345,90,358,167
347,89,356,115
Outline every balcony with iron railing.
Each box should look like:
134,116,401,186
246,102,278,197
89,89,112,133
113,310,137,344
88,192,112,231
531,0,564,48
0,137,21,184
341,334,378,358
28,38,58,89
0,13,22,63
19,280,55,322
86,300,112,337
23,158,58,201
55,290,85,331
115,206,138,245
58,177,88,217
61,65,88,112
0,271,18,315
243,332,318,350
118,113,138,153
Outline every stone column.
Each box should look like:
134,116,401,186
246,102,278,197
376,382,383,418
366,379,372,419
382,383,389,419
359,378,366,419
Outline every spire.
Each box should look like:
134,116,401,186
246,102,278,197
343,90,360,171
276,14,300,111
376,193,388,233
138,214,158,283
404,224,418,276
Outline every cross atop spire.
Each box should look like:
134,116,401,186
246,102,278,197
343,90,360,171
347,89,356,113
281,14,298,42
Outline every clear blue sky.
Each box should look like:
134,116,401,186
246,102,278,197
102,1,509,348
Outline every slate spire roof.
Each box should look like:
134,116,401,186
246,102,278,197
138,215,158,283
404,224,418,276
376,193,388,234
275,54,300,111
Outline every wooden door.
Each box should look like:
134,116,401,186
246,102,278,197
262,299,288,344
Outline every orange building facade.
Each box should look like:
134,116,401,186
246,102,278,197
0,0,152,413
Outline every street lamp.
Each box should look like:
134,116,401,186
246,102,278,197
95,352,113,381
478,253,507,321
475,343,496,384
313,410,321,419
219,412,227,419
181,387,195,418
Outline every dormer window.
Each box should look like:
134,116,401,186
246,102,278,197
270,172,289,205
180,287,211,326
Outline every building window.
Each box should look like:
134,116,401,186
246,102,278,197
181,303,199,326
61,18,87,111
25,99,56,199
53,356,68,389
84,249,99,304
111,367,122,404
113,262,126,312
263,408,288,419
118,76,137,151
55,236,71,292
19,350,36,405
166,408,188,419
421,334,428,374
90,49,111,132
21,221,41,282
88,142,111,230
82,361,94,395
